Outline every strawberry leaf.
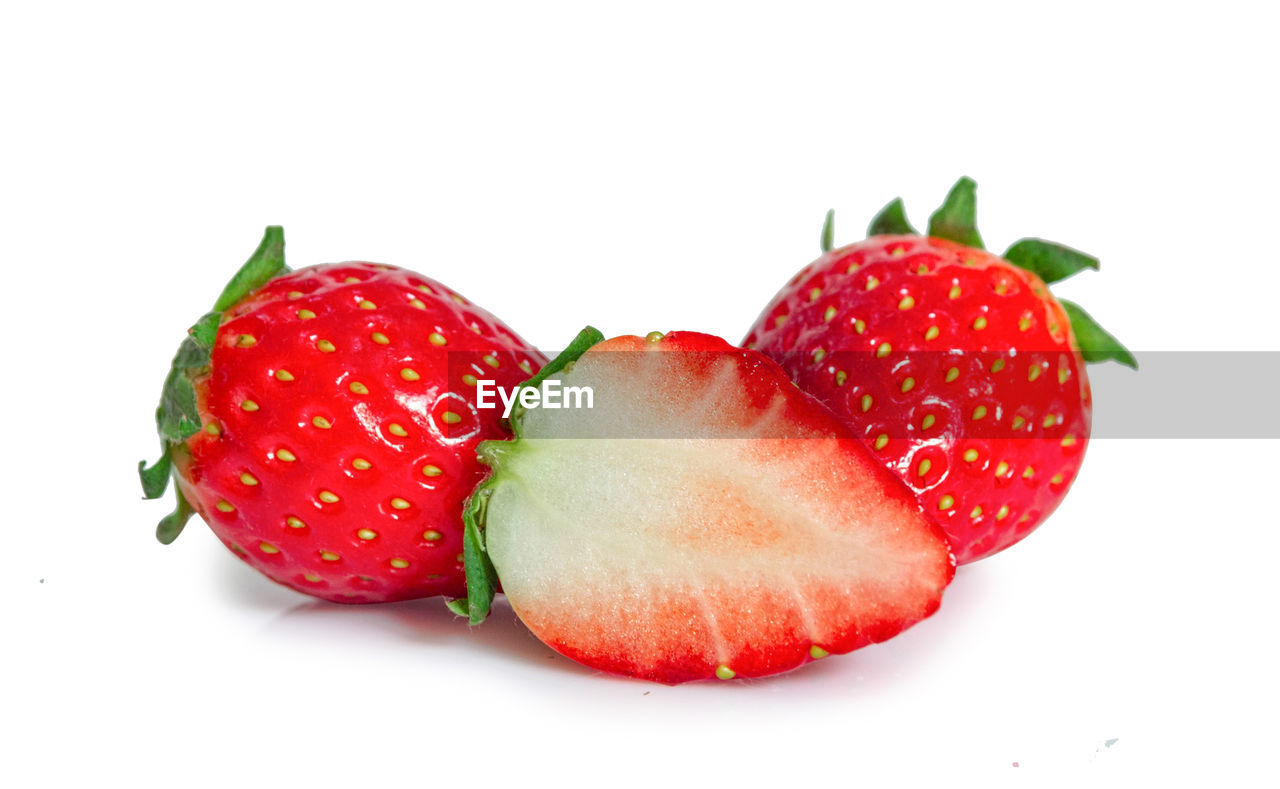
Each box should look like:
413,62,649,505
153,312,224,440
188,311,221,348
820,209,835,252
145,227,290,544
927,177,984,249
868,197,917,236
138,454,172,499
155,488,195,545
213,226,287,312
1059,299,1137,369
447,483,499,624
1004,239,1099,284
154,227,282,445
156,342,206,442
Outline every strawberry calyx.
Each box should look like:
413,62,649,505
867,197,916,238
824,177,1137,369
445,325,605,624
137,226,288,544
926,176,984,250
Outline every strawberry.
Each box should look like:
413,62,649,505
139,227,545,603
744,178,1135,564
448,328,954,683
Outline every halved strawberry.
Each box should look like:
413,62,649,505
450,329,954,683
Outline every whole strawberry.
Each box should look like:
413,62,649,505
744,179,1135,564
139,227,545,603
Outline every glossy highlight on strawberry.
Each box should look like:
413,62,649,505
140,228,545,602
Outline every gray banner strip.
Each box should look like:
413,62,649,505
1090,352,1280,438
447,350,1280,440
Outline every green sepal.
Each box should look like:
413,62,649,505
820,209,835,253
152,226,285,444
138,453,172,499
188,311,221,348
1059,299,1138,369
156,320,218,443
927,176,984,249
156,350,204,442
155,487,195,545
145,226,290,545
446,482,499,625
1004,239,1099,284
507,326,605,437
212,226,287,312
443,598,470,617
868,197,918,236
447,326,608,622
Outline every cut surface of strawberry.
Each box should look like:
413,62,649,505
453,329,954,683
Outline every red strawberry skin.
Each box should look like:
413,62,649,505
470,330,955,683
744,235,1091,564
173,262,545,603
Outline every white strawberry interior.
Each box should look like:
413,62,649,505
483,340,951,679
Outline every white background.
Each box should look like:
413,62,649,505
3,1,1277,785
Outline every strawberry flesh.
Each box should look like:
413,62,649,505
473,331,954,683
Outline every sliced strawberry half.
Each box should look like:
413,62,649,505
450,328,954,683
